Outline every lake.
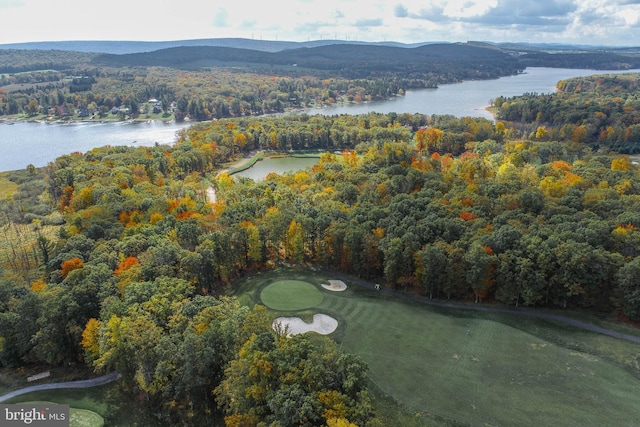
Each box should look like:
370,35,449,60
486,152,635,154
234,156,320,181
309,67,639,119
1,67,638,172
0,120,191,171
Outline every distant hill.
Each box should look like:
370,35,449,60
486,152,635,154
90,42,521,80
3,38,638,56
492,41,640,53
0,38,430,54
2,38,638,77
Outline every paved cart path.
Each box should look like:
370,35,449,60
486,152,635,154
0,371,118,403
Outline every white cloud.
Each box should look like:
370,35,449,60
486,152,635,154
213,8,229,28
0,0,23,8
0,0,638,45
442,0,499,19
394,4,409,18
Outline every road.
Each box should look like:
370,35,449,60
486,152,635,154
0,371,118,403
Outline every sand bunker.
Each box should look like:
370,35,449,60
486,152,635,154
321,279,347,292
273,313,338,336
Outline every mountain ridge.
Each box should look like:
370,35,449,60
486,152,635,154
0,38,431,54
2,38,638,55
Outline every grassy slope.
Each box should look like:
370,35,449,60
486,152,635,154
234,267,640,427
17,401,104,427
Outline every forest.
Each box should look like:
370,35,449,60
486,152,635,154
3,41,640,121
0,42,521,121
2,68,640,425
493,72,640,153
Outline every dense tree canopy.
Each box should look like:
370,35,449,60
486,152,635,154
3,92,640,424
493,73,640,153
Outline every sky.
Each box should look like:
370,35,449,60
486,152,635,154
1,0,640,46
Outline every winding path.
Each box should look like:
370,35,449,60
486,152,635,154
0,371,118,403
207,150,263,204
326,270,640,344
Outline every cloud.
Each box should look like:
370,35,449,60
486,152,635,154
407,0,577,26
490,0,576,23
294,20,336,34
411,3,448,22
0,0,23,8
354,18,384,27
240,20,257,30
442,0,498,19
394,4,409,18
213,8,229,27
1,0,639,47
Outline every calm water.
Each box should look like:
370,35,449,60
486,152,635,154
0,120,191,171
234,157,319,181
311,67,639,119
2,67,638,172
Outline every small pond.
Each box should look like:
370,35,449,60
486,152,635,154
233,156,319,181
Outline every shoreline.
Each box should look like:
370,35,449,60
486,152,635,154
0,116,178,125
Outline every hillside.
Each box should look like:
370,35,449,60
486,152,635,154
0,38,429,54
3,39,639,78
3,38,640,56
2,39,640,123
91,42,522,80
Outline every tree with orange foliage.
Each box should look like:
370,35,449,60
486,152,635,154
114,256,140,276
114,256,142,295
342,149,359,168
459,211,477,221
61,257,84,278
410,155,431,172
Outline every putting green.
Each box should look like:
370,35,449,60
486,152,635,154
260,280,323,311
70,408,104,427
14,402,104,427
237,268,640,426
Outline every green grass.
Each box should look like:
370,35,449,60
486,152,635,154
17,402,104,427
225,151,264,175
260,279,323,311
5,383,165,427
234,267,640,427
69,408,104,427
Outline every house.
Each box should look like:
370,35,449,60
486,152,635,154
55,105,71,117
111,106,129,115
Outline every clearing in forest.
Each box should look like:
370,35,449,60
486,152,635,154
236,267,640,427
